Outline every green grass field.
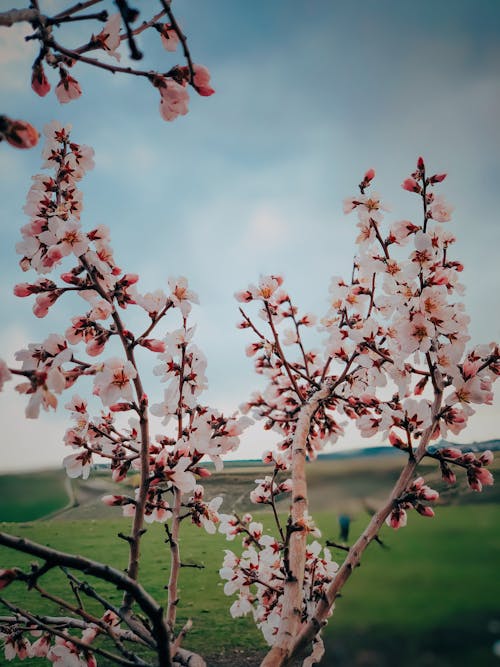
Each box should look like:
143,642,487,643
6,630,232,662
0,471,68,522
1,504,499,666
0,458,499,665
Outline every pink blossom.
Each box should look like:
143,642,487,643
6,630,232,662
63,450,92,479
160,23,180,52
55,70,82,104
386,506,407,529
428,194,453,222
30,634,51,657
158,78,190,122
47,638,83,666
93,358,137,406
96,13,122,60
193,64,215,96
398,312,435,354
3,634,31,660
168,275,199,316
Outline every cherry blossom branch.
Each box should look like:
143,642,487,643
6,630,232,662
264,301,305,402
79,257,151,605
0,531,172,666
159,0,195,86
261,379,335,666
166,333,187,635
0,598,145,667
285,384,444,666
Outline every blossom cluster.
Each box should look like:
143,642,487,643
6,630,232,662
219,160,498,646
28,6,215,123
219,514,338,645
234,159,498,500
0,610,121,666
0,124,249,664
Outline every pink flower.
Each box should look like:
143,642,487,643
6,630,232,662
63,450,92,479
193,64,215,96
398,312,435,354
386,506,407,529
93,358,137,406
160,23,180,52
96,13,122,60
428,194,453,222
168,275,199,316
55,70,82,104
31,634,51,657
157,78,190,122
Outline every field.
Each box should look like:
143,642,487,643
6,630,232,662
0,454,499,666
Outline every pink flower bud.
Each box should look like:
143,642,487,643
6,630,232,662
389,430,405,448
121,273,139,286
419,487,439,502
262,450,274,464
386,507,407,529
61,272,81,285
31,62,51,97
102,494,127,506
33,294,52,318
86,338,106,357
440,463,456,485
415,504,435,518
193,64,215,96
364,168,375,182
1,116,39,149
245,342,262,357
402,177,421,193
109,402,133,412
13,283,32,297
55,69,82,104
479,450,494,466
440,447,462,460
429,173,447,183
141,338,166,352
415,375,428,395
417,156,425,170
235,290,253,303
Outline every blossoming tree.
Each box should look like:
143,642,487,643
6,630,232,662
0,5,498,667
0,0,214,148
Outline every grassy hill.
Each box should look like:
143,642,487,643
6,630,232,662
0,455,498,665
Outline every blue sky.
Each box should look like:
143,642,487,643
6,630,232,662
1,0,499,471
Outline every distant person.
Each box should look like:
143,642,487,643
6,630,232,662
338,514,351,543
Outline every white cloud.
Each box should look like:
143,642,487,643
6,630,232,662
243,203,288,250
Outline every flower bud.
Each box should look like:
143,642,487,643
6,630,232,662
31,62,51,97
